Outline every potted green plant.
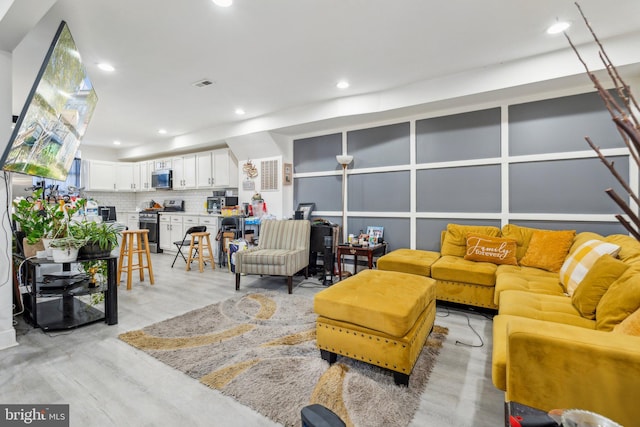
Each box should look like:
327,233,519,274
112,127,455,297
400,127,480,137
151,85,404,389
46,200,80,239
11,188,50,256
72,221,122,259
48,235,88,263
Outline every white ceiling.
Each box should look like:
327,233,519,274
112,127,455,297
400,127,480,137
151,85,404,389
4,0,640,160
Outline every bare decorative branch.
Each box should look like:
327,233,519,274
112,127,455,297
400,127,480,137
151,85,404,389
568,2,640,239
586,137,640,207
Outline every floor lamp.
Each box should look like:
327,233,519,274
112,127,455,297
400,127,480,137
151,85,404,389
336,154,353,243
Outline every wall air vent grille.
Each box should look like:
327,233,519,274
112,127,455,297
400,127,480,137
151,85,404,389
192,79,214,88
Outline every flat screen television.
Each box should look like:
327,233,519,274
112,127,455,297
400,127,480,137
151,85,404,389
0,21,97,181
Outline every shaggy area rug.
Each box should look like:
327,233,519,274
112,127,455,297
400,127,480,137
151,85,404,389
119,291,447,427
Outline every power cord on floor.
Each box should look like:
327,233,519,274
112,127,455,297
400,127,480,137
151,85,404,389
455,312,484,348
437,305,485,348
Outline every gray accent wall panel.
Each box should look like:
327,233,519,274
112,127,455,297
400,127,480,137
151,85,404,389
294,176,342,212
416,108,501,163
347,217,409,254
509,91,624,156
348,171,410,212
511,220,626,236
293,133,342,173
416,165,501,212
509,156,629,214
347,122,410,168
416,218,502,251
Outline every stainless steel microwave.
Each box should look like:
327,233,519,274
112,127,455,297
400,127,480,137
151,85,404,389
151,169,172,189
207,196,238,213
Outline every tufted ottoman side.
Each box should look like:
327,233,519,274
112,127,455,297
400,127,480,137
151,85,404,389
313,269,436,386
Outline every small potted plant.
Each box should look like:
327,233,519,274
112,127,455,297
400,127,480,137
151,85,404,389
48,235,88,263
72,221,122,259
11,188,50,256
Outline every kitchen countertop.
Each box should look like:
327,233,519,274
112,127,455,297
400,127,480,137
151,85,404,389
157,212,223,217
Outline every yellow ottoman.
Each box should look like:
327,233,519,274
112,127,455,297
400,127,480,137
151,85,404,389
377,248,440,277
313,269,436,385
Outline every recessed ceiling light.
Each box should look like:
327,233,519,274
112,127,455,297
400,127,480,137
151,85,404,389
235,108,245,115
547,21,570,35
158,129,167,134
98,63,115,72
336,80,350,89
212,0,232,7
113,140,121,145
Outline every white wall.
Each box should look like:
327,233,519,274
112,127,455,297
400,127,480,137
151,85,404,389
238,156,287,219
0,49,17,350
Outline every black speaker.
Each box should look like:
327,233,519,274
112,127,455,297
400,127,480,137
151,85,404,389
322,235,333,286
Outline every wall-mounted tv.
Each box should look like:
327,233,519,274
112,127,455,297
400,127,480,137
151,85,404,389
0,21,97,181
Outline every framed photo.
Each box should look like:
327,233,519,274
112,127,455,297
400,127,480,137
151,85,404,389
242,180,255,191
283,163,292,185
366,226,384,241
296,202,315,220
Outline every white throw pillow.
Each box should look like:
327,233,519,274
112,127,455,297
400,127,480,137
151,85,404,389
559,239,621,296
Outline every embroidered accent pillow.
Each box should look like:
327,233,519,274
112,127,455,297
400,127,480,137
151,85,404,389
463,233,518,265
559,239,621,295
440,223,501,257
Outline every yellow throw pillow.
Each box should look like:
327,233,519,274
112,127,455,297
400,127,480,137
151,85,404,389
501,224,541,261
440,224,501,257
519,229,576,273
559,240,621,296
571,255,629,320
463,233,518,265
596,266,640,331
604,234,640,264
613,307,640,336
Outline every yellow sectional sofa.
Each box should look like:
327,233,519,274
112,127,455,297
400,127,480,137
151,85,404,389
491,227,640,427
379,223,640,425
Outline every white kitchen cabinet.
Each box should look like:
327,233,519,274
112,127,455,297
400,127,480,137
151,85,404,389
159,214,184,251
182,215,199,229
199,216,219,261
213,148,238,188
115,163,136,191
196,149,238,188
172,155,196,190
85,160,116,191
154,158,172,170
127,213,140,230
196,152,214,188
137,160,155,191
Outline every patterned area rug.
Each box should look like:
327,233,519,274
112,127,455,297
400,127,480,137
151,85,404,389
119,291,447,427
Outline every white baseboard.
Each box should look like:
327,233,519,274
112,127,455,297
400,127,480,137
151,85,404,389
0,328,18,351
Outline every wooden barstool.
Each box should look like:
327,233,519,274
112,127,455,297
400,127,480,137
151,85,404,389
186,231,215,272
117,229,155,290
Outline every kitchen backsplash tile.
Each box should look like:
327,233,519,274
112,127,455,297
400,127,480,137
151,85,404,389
84,189,219,215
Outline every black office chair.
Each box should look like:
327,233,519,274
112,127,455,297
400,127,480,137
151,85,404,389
218,217,241,267
171,225,207,268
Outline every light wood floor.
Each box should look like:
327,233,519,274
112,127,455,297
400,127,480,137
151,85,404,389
4,252,504,427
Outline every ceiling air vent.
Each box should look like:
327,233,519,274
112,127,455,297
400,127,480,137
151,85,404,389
192,79,214,88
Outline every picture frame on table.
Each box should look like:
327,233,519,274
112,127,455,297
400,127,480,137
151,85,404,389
296,202,315,220
366,226,384,242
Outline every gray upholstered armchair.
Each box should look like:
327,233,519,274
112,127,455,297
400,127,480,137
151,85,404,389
234,219,311,294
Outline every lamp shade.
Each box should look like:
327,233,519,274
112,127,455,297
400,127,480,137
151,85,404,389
336,154,353,166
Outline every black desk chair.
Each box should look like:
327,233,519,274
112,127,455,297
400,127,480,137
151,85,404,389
218,217,241,267
171,225,207,268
